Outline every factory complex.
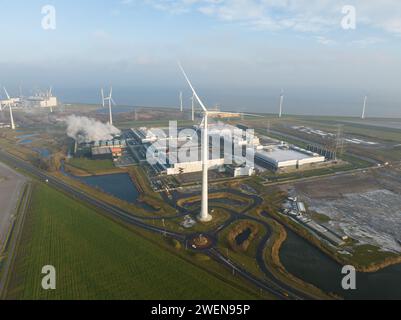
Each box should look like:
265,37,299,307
0,87,58,111
72,121,328,177
126,122,327,176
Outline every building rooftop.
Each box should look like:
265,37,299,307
257,148,315,162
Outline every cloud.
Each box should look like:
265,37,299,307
145,0,401,36
315,36,337,46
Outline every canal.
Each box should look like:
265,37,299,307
279,229,401,299
78,173,140,204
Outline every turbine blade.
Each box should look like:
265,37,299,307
241,113,265,118
178,62,208,113
3,87,10,100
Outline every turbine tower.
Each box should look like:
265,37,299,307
191,94,195,121
180,91,183,112
179,65,212,222
102,87,115,125
47,87,53,113
3,87,15,130
361,95,368,120
279,89,284,118
178,63,263,222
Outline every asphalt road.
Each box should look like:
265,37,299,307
0,162,27,251
0,149,314,300
0,183,31,299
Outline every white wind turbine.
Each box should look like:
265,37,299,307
190,93,195,121
361,95,368,120
46,87,53,113
279,89,284,118
179,91,183,112
3,87,15,130
101,87,116,125
179,63,263,222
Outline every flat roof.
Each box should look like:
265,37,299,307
257,148,314,162
92,147,111,155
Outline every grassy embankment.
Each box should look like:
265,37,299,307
217,220,268,280
64,158,122,176
260,192,401,273
257,213,334,300
5,183,268,300
53,167,174,218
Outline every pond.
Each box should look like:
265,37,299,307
235,228,252,246
279,228,401,299
18,139,33,145
32,148,50,158
78,173,140,204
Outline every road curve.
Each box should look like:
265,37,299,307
0,149,313,300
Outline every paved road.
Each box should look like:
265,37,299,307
0,183,31,299
0,149,316,300
0,162,27,252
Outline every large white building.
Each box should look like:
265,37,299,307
134,123,326,175
134,122,257,177
26,95,58,109
0,98,20,110
256,145,325,169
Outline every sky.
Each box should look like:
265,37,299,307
1,0,401,117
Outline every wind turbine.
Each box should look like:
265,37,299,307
178,63,263,222
102,87,116,125
279,89,284,118
179,91,183,112
190,94,195,121
178,64,212,222
3,87,15,130
47,87,53,113
361,95,368,120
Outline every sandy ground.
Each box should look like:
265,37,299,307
284,168,401,253
0,162,27,250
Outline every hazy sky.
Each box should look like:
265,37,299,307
1,0,401,117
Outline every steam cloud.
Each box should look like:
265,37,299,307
65,115,121,143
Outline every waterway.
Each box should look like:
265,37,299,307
235,228,252,246
78,173,140,204
279,229,401,299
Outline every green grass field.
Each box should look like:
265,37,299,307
5,183,260,300
67,158,115,172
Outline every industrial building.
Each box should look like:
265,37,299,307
84,139,127,161
128,122,328,176
255,145,325,170
130,122,258,177
26,95,58,109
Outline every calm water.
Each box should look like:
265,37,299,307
17,134,37,139
18,139,33,145
236,228,252,246
280,229,401,299
78,173,139,204
32,148,50,158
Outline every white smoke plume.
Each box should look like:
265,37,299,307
65,115,121,143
